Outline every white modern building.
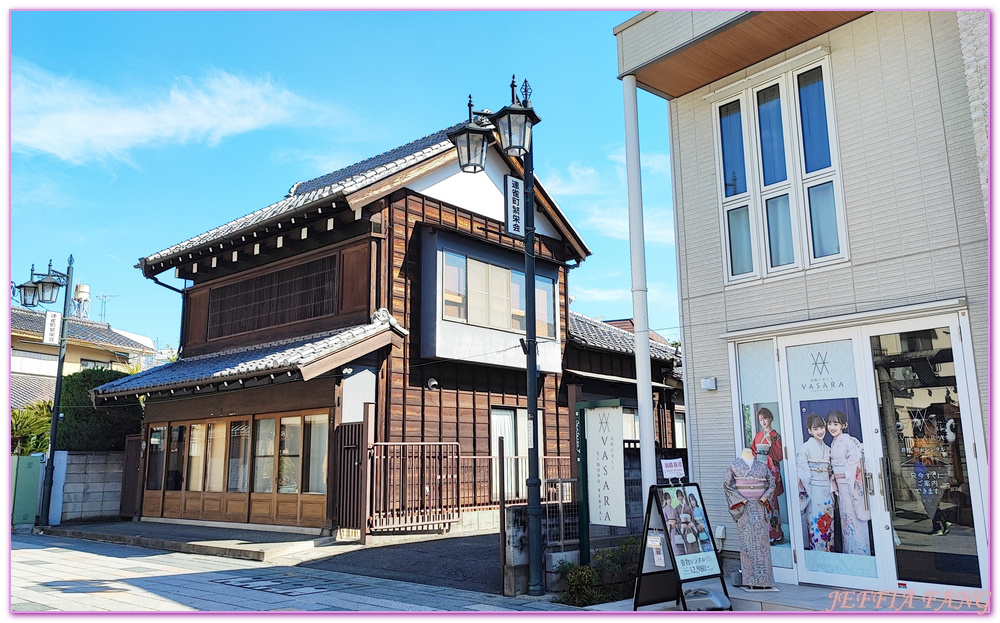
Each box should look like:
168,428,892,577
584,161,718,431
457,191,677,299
615,10,987,594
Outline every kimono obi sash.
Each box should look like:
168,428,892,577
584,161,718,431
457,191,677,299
831,459,850,481
807,461,830,484
734,477,766,499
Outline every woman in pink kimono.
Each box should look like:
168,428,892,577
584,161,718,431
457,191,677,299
796,414,834,552
827,410,871,555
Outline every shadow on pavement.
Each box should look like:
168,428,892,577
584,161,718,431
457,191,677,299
299,534,502,595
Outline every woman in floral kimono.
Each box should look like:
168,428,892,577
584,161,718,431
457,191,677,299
827,410,872,555
723,450,776,588
796,414,834,552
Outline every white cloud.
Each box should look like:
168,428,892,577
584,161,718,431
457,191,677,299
12,59,312,164
571,285,631,303
607,145,671,180
542,160,601,196
579,203,675,245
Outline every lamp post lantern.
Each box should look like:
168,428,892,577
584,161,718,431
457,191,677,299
451,77,544,596
19,256,74,526
447,95,495,174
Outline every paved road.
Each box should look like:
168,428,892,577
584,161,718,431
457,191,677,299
10,532,572,612
299,534,502,595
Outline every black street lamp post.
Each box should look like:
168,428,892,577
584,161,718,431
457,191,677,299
18,256,75,526
448,78,544,596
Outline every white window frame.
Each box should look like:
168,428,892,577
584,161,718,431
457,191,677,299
441,248,556,339
712,55,848,286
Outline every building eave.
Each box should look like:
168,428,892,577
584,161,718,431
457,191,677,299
616,10,870,99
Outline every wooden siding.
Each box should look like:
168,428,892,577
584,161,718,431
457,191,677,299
181,239,371,357
144,376,341,423
381,189,575,457
563,342,676,448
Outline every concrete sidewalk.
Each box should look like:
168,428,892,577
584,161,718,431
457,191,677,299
23,521,989,613
11,532,578,612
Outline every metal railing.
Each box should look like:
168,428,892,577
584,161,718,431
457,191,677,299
457,454,575,510
369,442,461,531
365,439,680,542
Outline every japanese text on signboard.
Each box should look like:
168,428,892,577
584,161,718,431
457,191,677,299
504,175,525,238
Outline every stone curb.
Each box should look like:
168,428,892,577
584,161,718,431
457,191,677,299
37,527,337,562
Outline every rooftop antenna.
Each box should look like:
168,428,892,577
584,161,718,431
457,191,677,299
95,294,124,322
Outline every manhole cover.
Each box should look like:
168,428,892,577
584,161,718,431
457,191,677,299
213,575,330,596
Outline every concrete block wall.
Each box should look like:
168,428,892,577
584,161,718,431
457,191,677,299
59,452,124,523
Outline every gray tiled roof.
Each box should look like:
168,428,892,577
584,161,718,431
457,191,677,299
567,311,679,363
10,373,56,410
11,306,153,354
92,309,407,397
142,122,467,266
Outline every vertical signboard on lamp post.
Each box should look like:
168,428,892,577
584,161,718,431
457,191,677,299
504,175,525,239
42,311,62,346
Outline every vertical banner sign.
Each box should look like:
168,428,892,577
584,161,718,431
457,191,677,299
42,311,62,346
585,405,626,526
504,175,525,238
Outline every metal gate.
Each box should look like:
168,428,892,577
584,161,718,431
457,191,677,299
120,434,143,518
370,442,461,531
335,422,364,531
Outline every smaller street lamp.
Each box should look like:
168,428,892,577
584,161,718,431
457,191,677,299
17,277,40,307
447,95,495,174
18,261,70,307
18,256,75,526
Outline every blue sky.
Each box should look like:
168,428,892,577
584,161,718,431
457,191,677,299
9,10,678,350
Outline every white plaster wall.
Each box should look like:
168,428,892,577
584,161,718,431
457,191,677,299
665,11,988,545
407,150,561,239
341,367,376,424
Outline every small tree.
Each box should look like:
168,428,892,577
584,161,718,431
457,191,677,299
11,400,52,455
56,368,143,452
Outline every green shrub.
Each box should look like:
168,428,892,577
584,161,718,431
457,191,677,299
556,560,603,607
11,400,52,455
55,368,142,451
555,539,641,607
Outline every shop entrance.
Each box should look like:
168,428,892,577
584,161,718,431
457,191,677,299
775,312,987,593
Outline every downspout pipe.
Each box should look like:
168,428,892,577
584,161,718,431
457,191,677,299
139,258,186,353
622,74,658,497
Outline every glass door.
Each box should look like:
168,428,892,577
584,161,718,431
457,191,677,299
862,315,987,591
778,331,883,590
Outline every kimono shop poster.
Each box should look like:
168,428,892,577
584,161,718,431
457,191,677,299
787,339,876,578
586,405,627,527
660,485,721,580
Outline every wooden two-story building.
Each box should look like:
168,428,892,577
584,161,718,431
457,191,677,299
93,119,678,534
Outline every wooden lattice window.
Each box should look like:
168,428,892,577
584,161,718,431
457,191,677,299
207,255,339,339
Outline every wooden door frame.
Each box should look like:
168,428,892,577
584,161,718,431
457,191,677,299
249,409,331,526
162,423,190,518
324,380,343,535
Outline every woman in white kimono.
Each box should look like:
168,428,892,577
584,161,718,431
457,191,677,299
723,449,776,588
796,414,834,552
827,410,872,555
